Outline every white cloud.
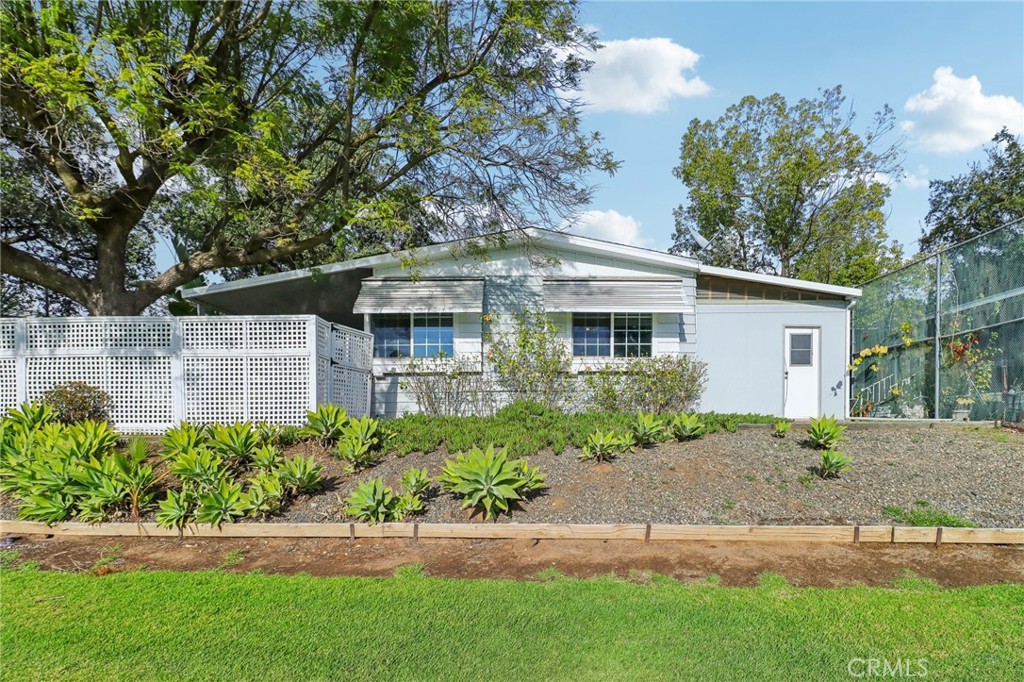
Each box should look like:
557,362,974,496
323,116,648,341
902,67,1024,153
567,209,649,246
901,165,929,190
578,37,711,114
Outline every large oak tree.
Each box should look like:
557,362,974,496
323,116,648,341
669,87,903,286
0,0,616,315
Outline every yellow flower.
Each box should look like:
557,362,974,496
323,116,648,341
869,363,879,372
859,348,873,358
853,357,863,367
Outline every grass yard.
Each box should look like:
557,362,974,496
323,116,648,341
2,568,1022,681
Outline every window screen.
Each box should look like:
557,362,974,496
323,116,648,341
613,314,653,357
789,333,813,366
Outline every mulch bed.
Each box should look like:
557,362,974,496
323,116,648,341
3,424,1021,528
276,424,1024,528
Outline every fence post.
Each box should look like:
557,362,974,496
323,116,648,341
14,319,28,404
169,318,185,424
933,252,942,419
308,316,320,412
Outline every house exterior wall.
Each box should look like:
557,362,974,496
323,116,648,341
369,247,698,417
695,301,851,418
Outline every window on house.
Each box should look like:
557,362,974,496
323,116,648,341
789,333,813,366
572,313,652,357
372,313,454,358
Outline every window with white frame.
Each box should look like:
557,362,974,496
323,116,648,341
371,313,454,358
572,313,652,358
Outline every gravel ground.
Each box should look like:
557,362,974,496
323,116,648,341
3,425,1022,527
274,424,1024,527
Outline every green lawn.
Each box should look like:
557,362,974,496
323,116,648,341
2,568,1022,681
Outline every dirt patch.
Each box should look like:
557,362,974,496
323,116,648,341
5,534,1023,588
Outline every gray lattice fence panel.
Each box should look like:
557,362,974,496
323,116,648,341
1,315,372,431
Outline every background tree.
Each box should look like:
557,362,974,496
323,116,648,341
669,86,903,286
919,128,1024,253
0,0,616,315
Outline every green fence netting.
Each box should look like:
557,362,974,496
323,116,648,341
851,220,1024,421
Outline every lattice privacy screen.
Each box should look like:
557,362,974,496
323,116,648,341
0,316,372,431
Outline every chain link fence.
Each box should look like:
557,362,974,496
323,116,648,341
851,220,1024,421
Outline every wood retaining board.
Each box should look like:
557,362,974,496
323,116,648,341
1,521,1021,544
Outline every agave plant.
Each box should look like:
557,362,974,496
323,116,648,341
438,444,542,520
345,479,400,524
60,420,119,460
670,414,706,441
4,402,55,432
207,422,261,463
156,488,195,530
578,430,631,462
195,480,250,527
276,455,323,495
244,471,285,518
17,492,76,524
336,435,380,472
168,449,229,494
629,413,668,447
342,416,388,452
817,449,854,479
251,444,283,471
773,421,792,438
399,467,432,497
160,421,207,458
807,416,846,450
300,404,349,442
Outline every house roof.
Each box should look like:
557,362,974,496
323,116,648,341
183,227,860,315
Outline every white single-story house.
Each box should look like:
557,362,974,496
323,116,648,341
184,228,860,419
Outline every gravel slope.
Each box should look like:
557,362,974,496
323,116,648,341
279,424,1024,527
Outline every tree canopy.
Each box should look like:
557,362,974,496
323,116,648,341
919,128,1024,253
669,86,903,286
0,0,616,315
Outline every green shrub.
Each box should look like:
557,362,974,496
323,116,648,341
276,455,323,495
629,413,668,447
437,444,544,519
883,501,977,528
276,425,301,446
578,430,632,462
582,356,707,414
487,310,573,410
816,449,853,479
670,414,705,441
41,382,113,424
807,416,846,450
773,421,792,438
300,404,349,442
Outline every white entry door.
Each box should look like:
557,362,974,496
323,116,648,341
783,327,820,418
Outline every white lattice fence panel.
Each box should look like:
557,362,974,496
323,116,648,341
27,320,105,351
331,366,371,415
0,321,15,351
247,319,309,351
247,356,310,424
331,325,373,368
316,357,331,406
107,356,173,426
180,319,245,350
104,319,174,349
25,356,106,399
0,358,17,408
183,356,246,423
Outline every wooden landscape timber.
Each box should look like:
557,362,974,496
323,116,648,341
2,521,1022,545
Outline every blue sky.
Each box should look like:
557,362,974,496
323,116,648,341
567,1,1024,256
